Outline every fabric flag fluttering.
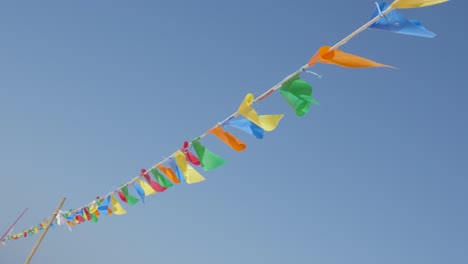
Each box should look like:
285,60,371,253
168,158,184,182
157,164,181,184
209,125,247,151
135,178,156,196
181,141,201,166
121,185,139,205
141,169,167,193
111,194,127,215
370,2,436,38
133,181,147,204
227,119,264,139
308,46,393,68
174,151,206,184
237,93,283,131
192,140,225,171
98,196,111,215
151,168,174,188
390,0,448,9
279,74,319,117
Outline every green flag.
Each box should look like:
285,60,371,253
151,168,173,188
91,213,99,223
121,185,139,205
192,140,225,171
280,75,318,117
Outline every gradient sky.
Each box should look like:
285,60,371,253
1,1,466,263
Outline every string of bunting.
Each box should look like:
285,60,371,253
1,0,448,245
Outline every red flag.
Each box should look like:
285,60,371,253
75,215,85,223
116,190,128,203
140,169,167,192
83,207,91,220
181,141,200,165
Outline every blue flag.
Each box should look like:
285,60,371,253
227,118,264,139
133,182,146,204
370,2,436,38
168,158,184,182
98,196,111,214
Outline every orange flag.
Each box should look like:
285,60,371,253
157,164,181,184
209,125,246,152
308,46,393,68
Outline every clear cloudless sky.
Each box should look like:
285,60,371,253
1,1,466,263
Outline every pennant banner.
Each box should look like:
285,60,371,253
2,0,448,245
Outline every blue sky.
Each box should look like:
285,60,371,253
1,1,466,263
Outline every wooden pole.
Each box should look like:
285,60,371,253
24,197,66,264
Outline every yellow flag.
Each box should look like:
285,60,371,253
89,203,98,214
136,178,156,196
391,0,448,8
174,151,206,184
110,194,127,215
237,93,283,131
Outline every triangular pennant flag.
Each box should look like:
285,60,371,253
89,204,100,222
116,190,128,203
168,158,184,182
135,178,156,196
308,46,393,68
279,75,319,117
237,93,284,131
181,141,201,166
75,215,84,224
174,151,206,184
370,2,436,38
133,181,146,204
89,203,98,214
56,213,66,226
121,185,139,205
98,196,111,215
110,194,127,215
227,119,264,139
91,213,99,223
157,164,181,184
390,0,448,9
151,168,173,188
75,210,85,223
191,140,225,171
66,212,75,221
83,207,91,221
209,125,247,151
140,169,167,192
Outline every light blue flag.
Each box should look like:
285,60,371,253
168,158,184,182
98,196,110,214
133,182,146,204
370,2,436,38
66,212,75,221
227,118,264,139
